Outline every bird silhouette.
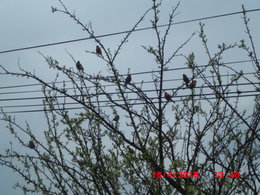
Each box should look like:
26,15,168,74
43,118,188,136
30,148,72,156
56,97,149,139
76,61,84,72
189,80,197,89
113,115,120,122
124,74,132,87
96,45,102,56
183,74,190,87
28,140,35,149
164,92,175,103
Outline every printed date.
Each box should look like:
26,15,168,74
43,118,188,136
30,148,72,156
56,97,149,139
152,171,240,179
151,171,199,179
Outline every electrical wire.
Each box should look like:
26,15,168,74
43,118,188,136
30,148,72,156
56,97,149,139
1,93,258,114
0,59,257,91
0,8,260,54
0,71,256,96
0,81,258,102
0,57,258,114
0,80,259,113
0,89,258,108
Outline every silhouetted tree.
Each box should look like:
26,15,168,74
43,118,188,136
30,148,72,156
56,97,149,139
0,1,259,194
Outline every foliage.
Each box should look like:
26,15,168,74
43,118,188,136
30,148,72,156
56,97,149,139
0,1,259,194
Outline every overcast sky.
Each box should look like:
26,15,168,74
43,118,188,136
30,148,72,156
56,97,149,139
0,0,260,194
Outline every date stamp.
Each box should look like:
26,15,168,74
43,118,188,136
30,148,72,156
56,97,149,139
213,171,240,178
151,171,240,179
152,171,199,179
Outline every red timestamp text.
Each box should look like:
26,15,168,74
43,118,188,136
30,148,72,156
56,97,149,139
213,171,240,178
151,171,241,179
151,171,199,179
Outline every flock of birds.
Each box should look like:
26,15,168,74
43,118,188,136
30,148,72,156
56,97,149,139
76,45,197,102
27,46,197,149
75,45,133,87
164,74,197,102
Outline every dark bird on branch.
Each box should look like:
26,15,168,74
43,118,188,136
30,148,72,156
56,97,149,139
164,92,175,103
124,74,132,87
28,140,35,149
189,80,197,89
76,61,84,72
113,115,120,122
96,45,102,56
183,74,190,87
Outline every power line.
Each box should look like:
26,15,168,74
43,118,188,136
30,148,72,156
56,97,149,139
0,78,258,102
0,82,258,110
1,93,258,114
0,89,258,109
0,9,260,55
1,56,259,114
0,71,256,96
0,59,257,91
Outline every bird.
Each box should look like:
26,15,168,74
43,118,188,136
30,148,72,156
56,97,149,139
124,74,132,87
189,80,197,89
113,115,120,122
76,61,84,72
96,45,102,56
164,92,175,103
28,140,35,149
182,74,190,87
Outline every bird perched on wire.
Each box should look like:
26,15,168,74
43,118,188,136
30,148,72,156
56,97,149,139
96,45,102,56
113,115,120,123
124,74,132,87
164,92,175,103
183,74,190,87
76,61,84,72
189,80,197,89
28,140,35,149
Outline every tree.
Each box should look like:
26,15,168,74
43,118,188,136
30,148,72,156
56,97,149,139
0,1,259,194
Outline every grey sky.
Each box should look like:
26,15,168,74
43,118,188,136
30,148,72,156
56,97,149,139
0,0,260,194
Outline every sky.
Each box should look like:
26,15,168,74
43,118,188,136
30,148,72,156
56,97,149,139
0,0,260,194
